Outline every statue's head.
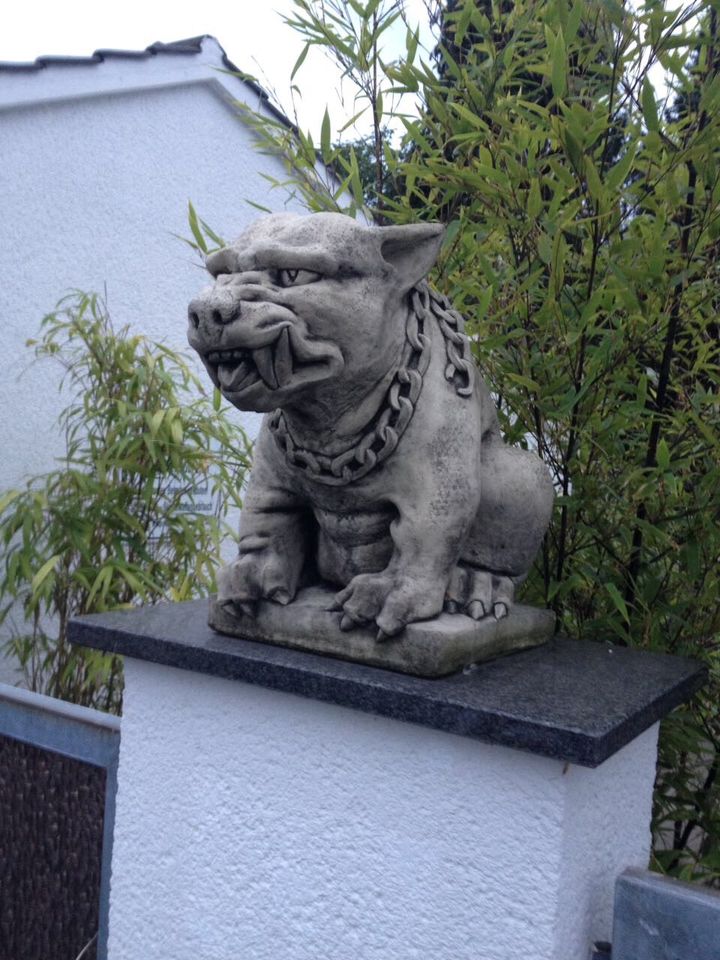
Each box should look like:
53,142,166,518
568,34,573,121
187,212,444,413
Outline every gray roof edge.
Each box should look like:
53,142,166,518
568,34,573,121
0,33,295,131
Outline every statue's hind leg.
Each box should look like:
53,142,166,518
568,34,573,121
444,437,554,618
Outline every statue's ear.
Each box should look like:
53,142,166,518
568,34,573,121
378,222,445,291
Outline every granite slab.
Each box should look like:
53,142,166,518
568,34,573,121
68,599,707,767
209,586,556,677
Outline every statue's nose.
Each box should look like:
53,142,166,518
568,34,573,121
188,293,240,330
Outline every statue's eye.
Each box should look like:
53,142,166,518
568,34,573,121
277,268,322,287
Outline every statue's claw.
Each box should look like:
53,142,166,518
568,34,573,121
493,601,509,621
340,613,356,632
446,565,516,621
269,588,291,605
467,599,486,620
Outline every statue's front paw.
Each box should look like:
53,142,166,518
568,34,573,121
217,552,298,616
333,573,444,639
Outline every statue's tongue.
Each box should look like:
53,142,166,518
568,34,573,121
217,345,280,392
218,360,255,391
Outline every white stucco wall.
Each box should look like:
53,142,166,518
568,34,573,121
108,657,659,960
0,39,311,680
0,38,304,492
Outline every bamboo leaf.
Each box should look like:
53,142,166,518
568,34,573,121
552,30,567,99
291,42,311,81
606,144,637,191
187,201,207,254
31,554,62,594
605,583,630,624
321,108,332,164
528,178,542,218
198,219,225,248
642,78,659,132
0,489,21,515
149,410,165,437
584,157,605,206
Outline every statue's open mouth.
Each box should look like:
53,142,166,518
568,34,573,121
205,348,262,393
200,323,344,401
204,330,293,393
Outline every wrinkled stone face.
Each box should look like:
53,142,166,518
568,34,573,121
187,212,409,413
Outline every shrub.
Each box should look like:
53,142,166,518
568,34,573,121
239,0,720,881
0,293,250,713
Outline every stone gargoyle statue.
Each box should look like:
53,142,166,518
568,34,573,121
188,212,555,676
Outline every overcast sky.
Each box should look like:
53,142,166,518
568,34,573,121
0,0,433,139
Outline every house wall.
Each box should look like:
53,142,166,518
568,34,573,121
0,44,306,489
0,40,306,678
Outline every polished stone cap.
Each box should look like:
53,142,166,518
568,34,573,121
69,599,706,767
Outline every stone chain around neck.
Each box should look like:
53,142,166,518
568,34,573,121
268,282,473,486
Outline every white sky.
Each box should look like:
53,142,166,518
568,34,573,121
0,0,433,140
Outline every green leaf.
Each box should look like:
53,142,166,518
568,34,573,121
187,201,207,254
444,219,461,247
537,230,553,264
699,73,720,115
245,199,273,214
642,79,659,132
320,108,332,164
605,583,630,624
149,409,165,437
31,554,62,594
338,108,368,134
606,144,637,192
406,25,419,64
455,1,474,46
348,148,364,204
562,129,583,171
198,219,225,249
0,489,21,515
566,1,582,41
584,157,605,206
656,438,670,471
290,42,311,81
528,178,542,218
552,30,567,99
450,101,490,131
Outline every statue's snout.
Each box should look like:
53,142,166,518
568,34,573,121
188,291,241,331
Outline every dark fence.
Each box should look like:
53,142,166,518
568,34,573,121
0,684,119,960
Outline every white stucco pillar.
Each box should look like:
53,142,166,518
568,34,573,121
69,599,704,960
106,659,655,960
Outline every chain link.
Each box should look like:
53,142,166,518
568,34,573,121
269,280,474,486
